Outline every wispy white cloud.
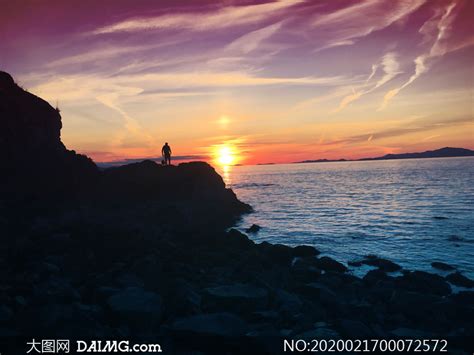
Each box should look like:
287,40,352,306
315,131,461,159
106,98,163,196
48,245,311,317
29,70,349,106
92,0,302,34
312,0,426,50
422,134,441,141
365,64,378,84
334,89,363,112
46,45,156,68
226,21,283,54
379,2,460,110
292,85,364,111
45,37,187,70
96,91,152,147
335,52,401,111
372,52,402,90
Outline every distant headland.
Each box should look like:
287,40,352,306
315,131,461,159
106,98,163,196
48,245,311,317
295,147,474,164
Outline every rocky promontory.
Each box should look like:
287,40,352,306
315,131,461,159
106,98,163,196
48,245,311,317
1,71,473,354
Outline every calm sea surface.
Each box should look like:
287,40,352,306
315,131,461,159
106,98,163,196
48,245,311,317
222,157,474,278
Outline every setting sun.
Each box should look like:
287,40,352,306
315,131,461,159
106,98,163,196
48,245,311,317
213,144,239,167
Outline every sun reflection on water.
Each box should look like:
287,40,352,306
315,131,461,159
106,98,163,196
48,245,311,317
211,143,241,185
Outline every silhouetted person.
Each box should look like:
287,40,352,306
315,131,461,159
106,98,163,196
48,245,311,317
162,142,172,165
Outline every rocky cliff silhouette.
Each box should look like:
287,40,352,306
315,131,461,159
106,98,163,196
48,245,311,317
0,71,98,201
0,71,250,224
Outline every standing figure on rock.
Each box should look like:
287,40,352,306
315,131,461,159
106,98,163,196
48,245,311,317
162,142,172,165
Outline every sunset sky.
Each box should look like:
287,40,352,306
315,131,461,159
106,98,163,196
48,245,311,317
1,0,473,166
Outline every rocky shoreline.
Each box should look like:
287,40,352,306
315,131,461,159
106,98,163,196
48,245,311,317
1,203,473,353
1,70,473,354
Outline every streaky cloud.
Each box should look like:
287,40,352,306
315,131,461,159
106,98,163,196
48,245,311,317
322,115,472,146
312,0,426,50
92,0,302,34
335,52,401,112
226,21,283,54
379,2,463,110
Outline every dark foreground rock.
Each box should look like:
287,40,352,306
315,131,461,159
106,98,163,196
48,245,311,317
446,272,474,288
314,256,347,273
432,261,456,271
246,224,261,233
171,313,248,336
350,255,402,272
361,255,402,272
203,283,269,312
106,287,162,322
2,192,473,354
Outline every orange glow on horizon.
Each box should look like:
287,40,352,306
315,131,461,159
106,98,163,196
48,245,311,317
212,143,241,168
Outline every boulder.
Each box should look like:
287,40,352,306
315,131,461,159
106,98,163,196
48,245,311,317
115,273,144,288
169,280,202,316
298,283,339,306
107,287,162,321
446,272,474,288
395,271,451,296
246,224,261,233
314,256,347,273
363,269,389,286
249,310,279,322
259,242,294,264
274,289,303,313
15,296,28,307
226,229,255,250
369,280,395,301
361,256,401,272
291,256,321,280
318,271,359,289
338,319,373,337
32,276,81,303
388,290,443,320
171,313,247,336
94,286,120,302
16,303,100,334
203,283,268,312
431,262,456,271
450,291,474,305
292,245,320,257
0,305,13,322
294,326,340,339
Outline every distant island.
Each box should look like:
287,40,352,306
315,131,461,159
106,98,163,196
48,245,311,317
295,147,474,164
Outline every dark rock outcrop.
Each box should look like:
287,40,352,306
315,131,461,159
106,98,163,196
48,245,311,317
361,255,402,272
446,272,474,288
0,71,98,200
203,283,268,312
106,287,162,321
292,245,320,257
246,224,261,233
394,271,451,296
431,261,456,271
171,313,248,336
314,256,347,273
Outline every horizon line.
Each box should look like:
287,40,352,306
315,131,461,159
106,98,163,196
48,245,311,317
95,146,474,168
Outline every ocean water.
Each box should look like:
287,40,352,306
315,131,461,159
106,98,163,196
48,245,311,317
223,157,474,278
